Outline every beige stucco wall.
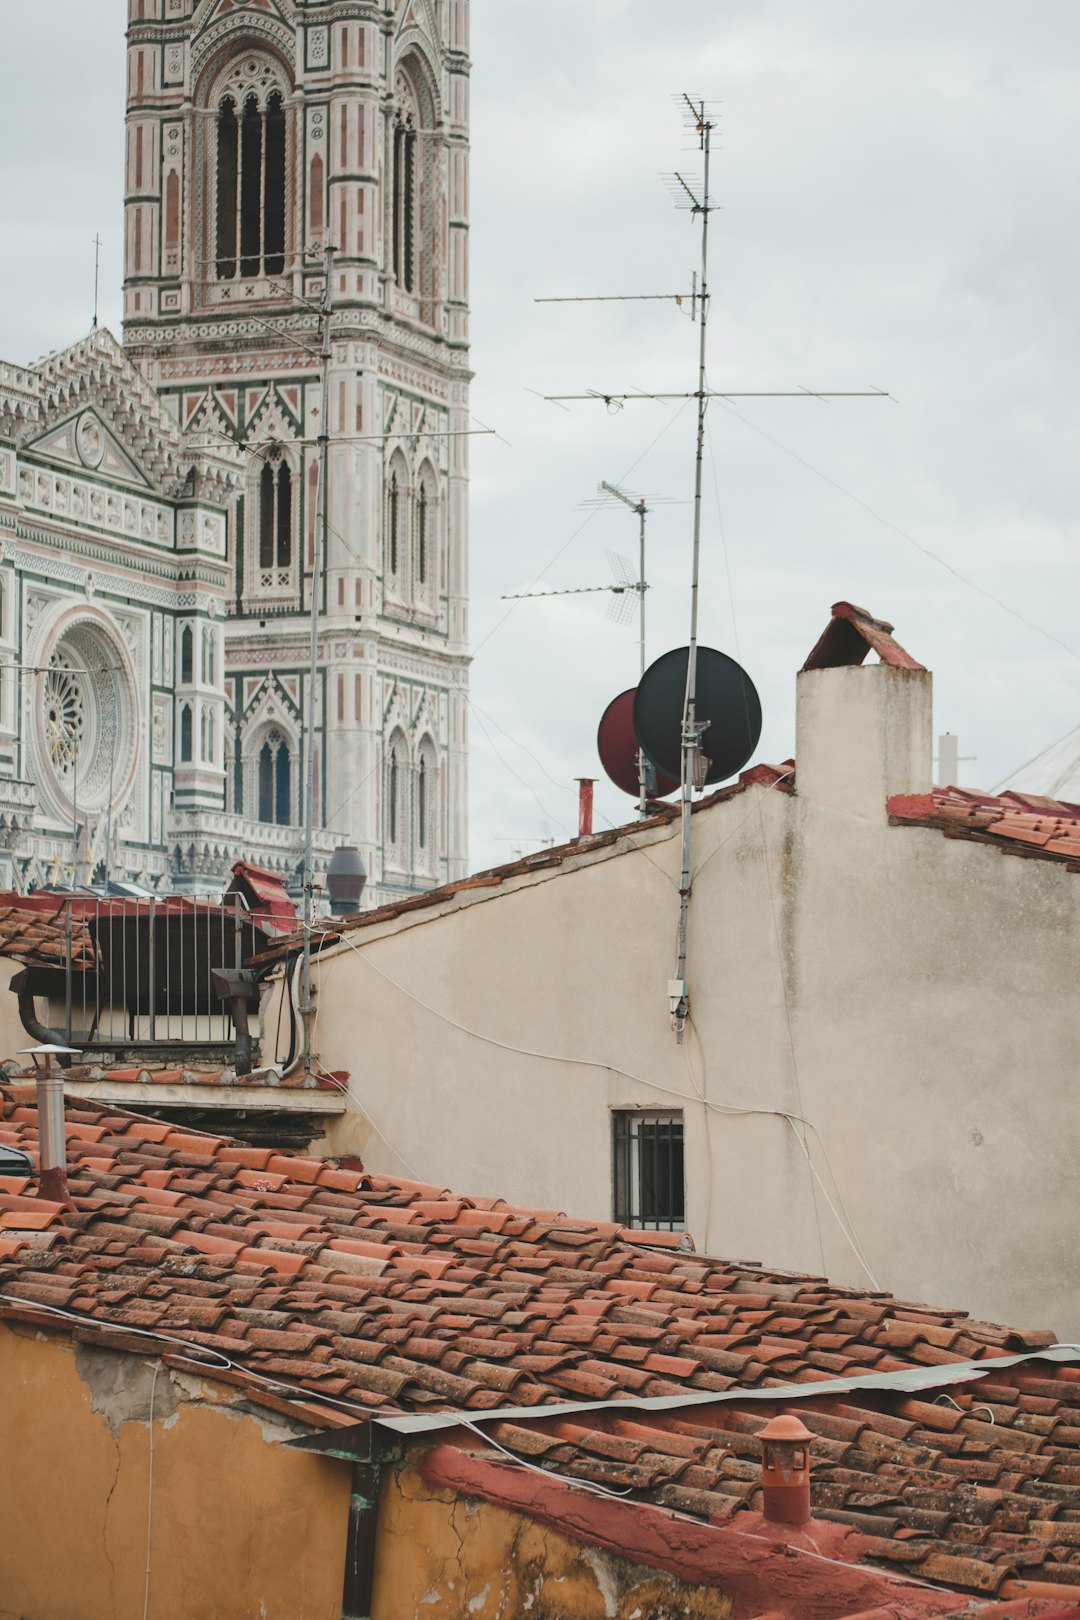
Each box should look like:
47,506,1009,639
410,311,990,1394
0,1324,351,1620
277,663,1080,1338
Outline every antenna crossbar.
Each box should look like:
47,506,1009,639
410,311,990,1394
535,294,695,304
543,389,890,404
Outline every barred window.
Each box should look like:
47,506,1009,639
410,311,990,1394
613,1111,685,1232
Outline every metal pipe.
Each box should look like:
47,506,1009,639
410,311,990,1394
638,495,648,817
301,244,336,1075
64,899,73,1046
674,107,713,1044
37,1060,70,1206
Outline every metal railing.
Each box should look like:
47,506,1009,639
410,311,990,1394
29,895,269,1056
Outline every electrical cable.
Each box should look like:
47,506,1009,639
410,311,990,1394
0,1293,385,1422
307,945,427,1181
321,401,693,836
313,924,880,1285
710,394,1080,667
142,1360,161,1620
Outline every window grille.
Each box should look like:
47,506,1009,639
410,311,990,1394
612,1111,685,1231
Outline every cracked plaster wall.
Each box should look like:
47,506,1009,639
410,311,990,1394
0,1323,351,1620
369,1461,734,1620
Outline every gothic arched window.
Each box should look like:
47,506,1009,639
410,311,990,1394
179,702,193,762
201,627,217,687
416,736,438,864
214,59,287,282
180,624,193,685
385,452,409,595
257,727,292,825
390,59,438,316
392,106,417,293
415,461,438,600
259,451,293,569
386,730,409,862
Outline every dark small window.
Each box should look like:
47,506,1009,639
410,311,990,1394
613,1111,684,1231
180,704,193,763
180,625,193,685
416,484,427,586
417,755,427,849
388,472,400,578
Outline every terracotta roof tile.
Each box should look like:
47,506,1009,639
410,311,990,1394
3,1082,1080,1609
890,785,1080,871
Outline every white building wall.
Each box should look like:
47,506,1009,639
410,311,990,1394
272,660,1080,1338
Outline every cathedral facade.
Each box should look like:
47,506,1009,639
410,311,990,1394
0,0,471,903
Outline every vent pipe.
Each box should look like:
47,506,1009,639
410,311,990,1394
758,1413,813,1527
20,1045,79,1206
576,778,596,839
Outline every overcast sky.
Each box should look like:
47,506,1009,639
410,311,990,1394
2,3,1079,868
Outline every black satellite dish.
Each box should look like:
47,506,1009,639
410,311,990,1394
632,646,762,786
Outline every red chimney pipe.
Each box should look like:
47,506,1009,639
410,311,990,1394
759,1413,813,1527
576,778,596,839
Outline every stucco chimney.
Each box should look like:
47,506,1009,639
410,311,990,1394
796,603,932,822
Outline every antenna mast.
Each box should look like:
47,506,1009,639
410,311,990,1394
301,243,335,1075
91,235,101,331
601,482,650,815
673,96,713,1043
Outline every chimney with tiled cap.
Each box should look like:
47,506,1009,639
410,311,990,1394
758,1413,814,1527
796,602,932,823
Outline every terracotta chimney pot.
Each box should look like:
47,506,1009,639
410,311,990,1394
759,1413,814,1527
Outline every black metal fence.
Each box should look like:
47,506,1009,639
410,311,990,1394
30,896,269,1054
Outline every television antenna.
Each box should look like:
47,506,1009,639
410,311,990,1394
535,94,892,1042
502,481,657,811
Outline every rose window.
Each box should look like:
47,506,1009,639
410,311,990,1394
37,620,133,814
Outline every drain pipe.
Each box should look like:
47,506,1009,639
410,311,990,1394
20,1045,80,1206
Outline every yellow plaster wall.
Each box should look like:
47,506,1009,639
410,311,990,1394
371,1462,734,1620
0,1324,351,1620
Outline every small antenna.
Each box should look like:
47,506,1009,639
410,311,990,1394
91,235,101,331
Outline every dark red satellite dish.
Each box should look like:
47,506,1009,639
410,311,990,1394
598,689,679,799
633,646,762,786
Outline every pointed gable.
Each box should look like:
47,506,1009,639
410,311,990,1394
27,329,241,504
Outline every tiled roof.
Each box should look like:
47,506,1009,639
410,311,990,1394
889,787,1080,868
3,1084,1080,1605
247,763,796,968
0,904,97,970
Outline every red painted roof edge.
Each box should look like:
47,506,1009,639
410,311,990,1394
418,1443,975,1617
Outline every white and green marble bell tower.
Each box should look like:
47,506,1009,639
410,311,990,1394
122,0,471,901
